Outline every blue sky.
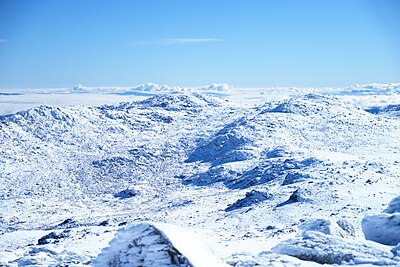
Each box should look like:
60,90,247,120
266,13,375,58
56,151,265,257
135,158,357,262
0,0,399,88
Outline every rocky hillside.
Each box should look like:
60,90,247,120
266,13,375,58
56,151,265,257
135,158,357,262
1,92,400,266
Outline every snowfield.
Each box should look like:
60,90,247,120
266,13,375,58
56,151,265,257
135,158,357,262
1,84,400,266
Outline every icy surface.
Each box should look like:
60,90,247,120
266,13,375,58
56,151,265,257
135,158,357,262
1,85,400,266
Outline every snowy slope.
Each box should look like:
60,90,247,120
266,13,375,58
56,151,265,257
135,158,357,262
1,88,400,266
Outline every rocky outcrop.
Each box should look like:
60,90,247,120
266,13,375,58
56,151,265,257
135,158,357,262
271,231,396,265
93,222,228,267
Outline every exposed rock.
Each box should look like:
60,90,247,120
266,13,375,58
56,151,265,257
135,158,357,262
391,243,400,257
113,188,138,199
282,172,310,185
93,222,228,267
99,220,109,226
58,218,74,227
336,219,356,237
276,188,311,207
225,190,272,211
37,230,70,245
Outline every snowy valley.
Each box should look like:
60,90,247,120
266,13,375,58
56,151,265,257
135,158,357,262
1,84,400,266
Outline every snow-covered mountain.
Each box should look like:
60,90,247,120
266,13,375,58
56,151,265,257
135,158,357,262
1,90,400,266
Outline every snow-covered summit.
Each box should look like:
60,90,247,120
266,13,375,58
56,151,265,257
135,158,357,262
136,92,226,111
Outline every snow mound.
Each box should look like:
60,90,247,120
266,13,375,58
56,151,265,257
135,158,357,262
0,252,17,265
13,105,73,119
298,218,354,238
0,105,76,141
137,92,224,111
362,213,400,246
186,132,252,165
1,105,75,126
271,231,397,265
263,94,352,116
93,222,227,267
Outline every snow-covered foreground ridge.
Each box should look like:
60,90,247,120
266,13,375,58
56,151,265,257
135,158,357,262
94,222,228,267
1,91,400,266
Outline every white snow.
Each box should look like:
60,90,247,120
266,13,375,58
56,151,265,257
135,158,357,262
1,83,400,266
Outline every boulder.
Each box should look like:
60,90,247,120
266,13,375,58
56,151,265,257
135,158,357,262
298,218,354,238
225,190,272,211
362,213,400,246
271,231,396,265
276,188,311,207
